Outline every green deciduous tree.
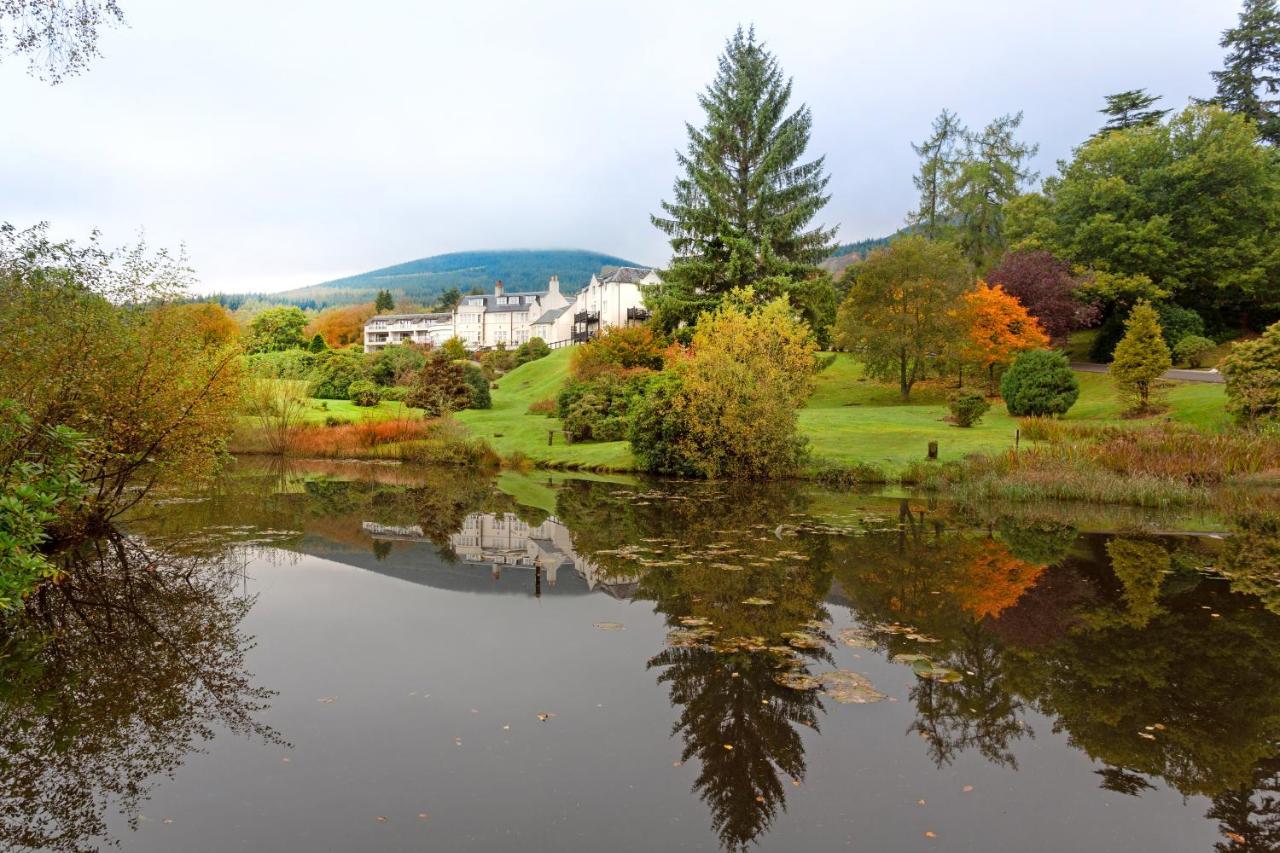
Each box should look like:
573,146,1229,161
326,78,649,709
1009,105,1280,320
649,26,835,329
1097,89,1170,136
1210,0,1280,145
1110,301,1171,412
833,236,971,399
908,109,966,240
247,306,308,353
1220,320,1280,424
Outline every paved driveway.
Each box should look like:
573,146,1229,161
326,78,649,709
1071,362,1224,384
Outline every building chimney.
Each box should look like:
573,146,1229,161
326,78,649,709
494,280,504,296
548,275,560,296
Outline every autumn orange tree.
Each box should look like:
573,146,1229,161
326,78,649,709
306,303,376,348
959,281,1048,392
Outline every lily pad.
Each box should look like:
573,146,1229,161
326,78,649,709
910,658,964,683
781,631,825,650
741,597,775,606
838,628,877,649
817,670,887,704
593,622,625,631
892,653,931,663
679,616,714,627
774,671,823,691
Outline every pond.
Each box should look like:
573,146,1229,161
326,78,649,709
3,459,1280,852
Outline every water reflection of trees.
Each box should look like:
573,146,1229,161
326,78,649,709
558,480,832,852
0,534,280,852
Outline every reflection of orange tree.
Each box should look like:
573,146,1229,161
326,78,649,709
0,534,280,851
954,540,1046,620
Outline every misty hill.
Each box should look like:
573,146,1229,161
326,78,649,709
262,249,645,309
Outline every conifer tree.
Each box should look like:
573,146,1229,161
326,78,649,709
908,109,966,239
1211,0,1280,144
650,26,835,330
374,289,395,313
1096,89,1170,135
948,113,1039,269
1111,301,1172,412
307,332,328,353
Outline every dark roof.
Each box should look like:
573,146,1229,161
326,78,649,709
459,291,547,313
599,266,655,285
531,305,571,326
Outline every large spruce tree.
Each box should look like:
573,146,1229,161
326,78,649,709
650,27,835,330
1211,0,1280,144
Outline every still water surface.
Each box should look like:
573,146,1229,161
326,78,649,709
4,459,1280,852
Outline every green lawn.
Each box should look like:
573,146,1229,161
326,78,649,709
283,347,1228,476
454,348,634,470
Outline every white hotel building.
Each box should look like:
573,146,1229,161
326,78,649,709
362,266,661,353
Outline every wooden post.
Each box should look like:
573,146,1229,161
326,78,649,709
927,441,938,460
548,430,554,446
1015,428,1020,451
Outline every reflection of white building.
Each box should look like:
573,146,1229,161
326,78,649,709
362,266,659,353
362,512,638,597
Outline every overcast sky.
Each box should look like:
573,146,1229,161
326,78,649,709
0,0,1241,294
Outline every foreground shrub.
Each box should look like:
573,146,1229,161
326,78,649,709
348,380,381,407
629,296,816,478
1111,301,1172,413
1000,350,1079,417
405,351,471,417
1221,321,1280,425
948,391,991,428
1174,335,1216,368
309,349,369,399
557,373,644,441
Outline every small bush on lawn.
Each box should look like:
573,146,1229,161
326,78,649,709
558,374,644,441
515,337,551,365
348,380,381,407
948,391,991,427
1174,335,1215,368
309,349,369,399
527,397,557,416
1221,320,1280,425
1000,349,1079,417
405,351,471,417
379,385,408,402
462,363,491,409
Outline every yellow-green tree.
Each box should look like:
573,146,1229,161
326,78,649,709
833,236,971,400
1110,301,1171,412
629,294,816,479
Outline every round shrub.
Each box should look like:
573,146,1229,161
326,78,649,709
348,380,381,407
1000,349,1080,417
1155,302,1205,350
462,363,491,409
948,391,991,428
379,385,408,402
1174,335,1215,368
309,350,369,399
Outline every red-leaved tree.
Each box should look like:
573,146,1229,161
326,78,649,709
986,250,1099,342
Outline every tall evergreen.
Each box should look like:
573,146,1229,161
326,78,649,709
908,109,966,239
1211,0,1280,144
374,289,395,313
948,112,1038,269
650,26,835,330
1096,89,1170,135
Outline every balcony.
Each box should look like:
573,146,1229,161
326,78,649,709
571,329,595,344
626,307,651,322
573,310,599,325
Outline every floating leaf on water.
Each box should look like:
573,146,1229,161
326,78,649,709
1137,731,1156,740
593,622,625,631
741,597,774,606
910,659,963,682
781,631,825,650
679,616,713,627
962,785,974,793
774,671,822,691
375,816,388,823
817,670,887,704
906,633,941,643
839,628,877,649
536,712,556,722
723,744,734,750
892,653,931,663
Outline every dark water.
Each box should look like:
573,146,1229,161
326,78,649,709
3,460,1280,852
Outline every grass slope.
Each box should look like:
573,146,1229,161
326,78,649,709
455,348,633,470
